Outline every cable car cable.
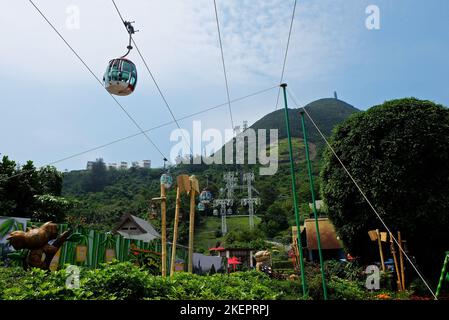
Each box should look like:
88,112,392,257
28,0,167,161
274,0,297,111
0,85,277,185
111,0,194,156
213,0,235,131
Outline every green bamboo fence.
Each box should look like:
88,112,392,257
23,221,188,270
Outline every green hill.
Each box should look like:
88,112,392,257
251,98,359,146
61,97,359,248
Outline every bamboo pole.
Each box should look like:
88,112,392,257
299,110,328,300
436,252,449,298
398,231,406,291
161,184,167,277
280,83,307,296
170,187,181,277
389,232,403,291
188,185,196,273
376,229,385,272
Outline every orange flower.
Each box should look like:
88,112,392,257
375,293,391,300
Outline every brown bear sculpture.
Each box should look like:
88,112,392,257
7,222,71,270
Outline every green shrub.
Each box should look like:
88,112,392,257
327,276,366,300
0,263,294,300
324,260,364,282
2,267,82,300
307,272,326,300
272,260,294,270
79,261,153,299
3,262,412,300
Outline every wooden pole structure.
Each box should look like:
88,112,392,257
389,232,403,291
170,186,181,277
398,231,406,290
160,184,167,277
188,175,199,273
376,229,385,272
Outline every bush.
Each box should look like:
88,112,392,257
79,261,154,299
327,276,366,300
2,262,414,300
1,267,82,300
324,260,364,282
272,260,294,270
0,263,301,300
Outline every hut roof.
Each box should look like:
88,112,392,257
304,218,343,250
113,213,160,241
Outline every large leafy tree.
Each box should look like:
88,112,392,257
0,155,68,222
82,158,108,192
320,98,449,278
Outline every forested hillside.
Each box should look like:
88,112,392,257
61,99,359,248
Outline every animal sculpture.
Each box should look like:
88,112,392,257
7,222,70,270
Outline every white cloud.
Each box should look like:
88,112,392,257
0,0,366,170
1,0,361,87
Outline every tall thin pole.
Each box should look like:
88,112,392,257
188,184,197,273
160,184,167,277
398,231,406,290
376,229,386,272
436,252,449,297
300,110,328,300
281,83,307,296
170,186,181,276
390,232,403,291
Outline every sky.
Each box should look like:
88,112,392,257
1,0,448,171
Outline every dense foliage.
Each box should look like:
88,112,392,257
59,99,358,238
0,261,419,300
0,156,73,222
321,98,449,278
0,262,304,300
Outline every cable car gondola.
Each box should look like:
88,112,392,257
103,21,138,96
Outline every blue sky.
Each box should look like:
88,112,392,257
1,0,448,171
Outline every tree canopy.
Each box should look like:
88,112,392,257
0,155,72,222
320,98,449,278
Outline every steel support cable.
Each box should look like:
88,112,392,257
28,0,167,160
0,85,278,184
274,0,297,111
287,89,438,300
213,0,234,131
111,0,194,156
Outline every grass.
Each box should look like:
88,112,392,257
195,215,261,251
